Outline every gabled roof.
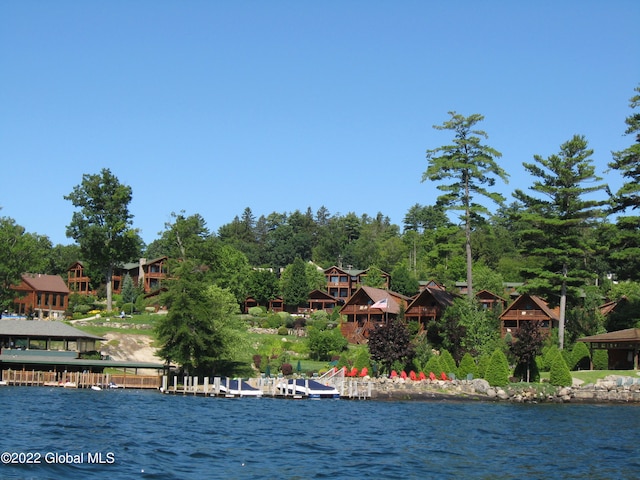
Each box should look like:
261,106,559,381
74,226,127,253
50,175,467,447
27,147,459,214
476,289,507,302
19,274,69,294
324,265,366,277
308,289,337,301
578,328,640,344
0,320,102,340
342,286,411,315
499,294,560,321
599,297,627,317
407,287,457,309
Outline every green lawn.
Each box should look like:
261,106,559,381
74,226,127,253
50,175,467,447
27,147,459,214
539,369,639,384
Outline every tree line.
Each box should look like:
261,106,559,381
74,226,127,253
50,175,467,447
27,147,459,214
1,85,638,358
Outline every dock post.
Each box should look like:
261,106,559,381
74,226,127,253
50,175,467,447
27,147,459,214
204,377,209,395
162,375,168,392
193,376,199,395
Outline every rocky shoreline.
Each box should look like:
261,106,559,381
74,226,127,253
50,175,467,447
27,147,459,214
367,375,640,404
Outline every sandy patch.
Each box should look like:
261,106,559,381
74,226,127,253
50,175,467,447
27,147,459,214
100,332,161,364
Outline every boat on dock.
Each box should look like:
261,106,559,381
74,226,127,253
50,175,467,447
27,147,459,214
216,379,263,397
277,379,340,399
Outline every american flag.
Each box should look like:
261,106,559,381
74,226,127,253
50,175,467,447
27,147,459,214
371,298,388,310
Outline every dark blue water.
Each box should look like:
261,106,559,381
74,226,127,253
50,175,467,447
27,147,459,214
1,387,638,479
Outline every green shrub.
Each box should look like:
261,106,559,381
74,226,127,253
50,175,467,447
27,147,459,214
424,355,442,376
310,310,329,322
549,352,573,386
277,326,289,336
439,349,457,378
570,342,591,371
485,349,510,387
592,349,608,370
457,353,478,380
540,344,560,372
476,354,491,379
74,304,92,314
248,306,265,317
264,314,284,329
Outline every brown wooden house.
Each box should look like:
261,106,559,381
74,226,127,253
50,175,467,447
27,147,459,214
476,289,508,312
67,261,92,295
307,289,338,312
499,294,559,338
12,274,70,320
66,257,168,296
405,287,457,330
339,286,410,344
139,257,168,293
324,266,390,303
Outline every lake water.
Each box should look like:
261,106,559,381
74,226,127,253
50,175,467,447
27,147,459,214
1,387,638,479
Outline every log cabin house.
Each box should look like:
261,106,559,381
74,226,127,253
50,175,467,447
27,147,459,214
11,274,70,320
324,266,390,303
66,257,168,296
405,287,458,331
339,286,411,344
499,294,559,338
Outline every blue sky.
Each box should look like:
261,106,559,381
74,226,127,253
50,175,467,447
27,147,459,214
1,2,638,246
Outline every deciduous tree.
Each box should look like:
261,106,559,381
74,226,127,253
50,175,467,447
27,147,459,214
65,168,142,311
0,216,51,312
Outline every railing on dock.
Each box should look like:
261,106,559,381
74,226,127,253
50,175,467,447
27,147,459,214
1,369,161,389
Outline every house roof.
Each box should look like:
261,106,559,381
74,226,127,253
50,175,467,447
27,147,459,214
476,289,507,302
598,297,626,317
578,328,640,345
499,294,560,321
308,289,337,300
0,320,102,340
344,286,411,315
19,274,69,294
407,287,457,309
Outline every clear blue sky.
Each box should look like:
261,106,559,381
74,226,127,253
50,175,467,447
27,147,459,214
1,2,638,246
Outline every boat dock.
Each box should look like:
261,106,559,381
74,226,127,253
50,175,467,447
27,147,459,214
161,372,372,400
1,369,160,389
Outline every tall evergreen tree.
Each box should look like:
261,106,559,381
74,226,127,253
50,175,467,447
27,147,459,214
607,85,640,280
423,112,509,300
513,135,607,349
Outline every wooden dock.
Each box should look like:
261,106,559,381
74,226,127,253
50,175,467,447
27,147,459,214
161,375,372,399
1,369,161,389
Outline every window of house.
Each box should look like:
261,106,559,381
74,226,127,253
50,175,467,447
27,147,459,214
504,320,517,328
330,276,339,283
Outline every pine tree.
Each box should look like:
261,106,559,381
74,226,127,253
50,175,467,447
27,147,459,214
514,135,607,349
423,112,509,300
607,85,640,280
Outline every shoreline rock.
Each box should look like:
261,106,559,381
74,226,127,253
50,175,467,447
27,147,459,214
364,374,640,404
